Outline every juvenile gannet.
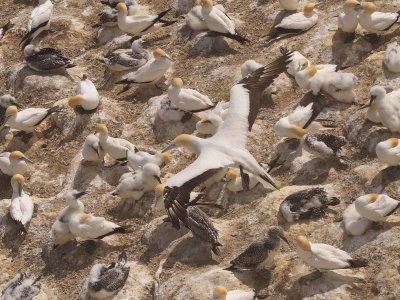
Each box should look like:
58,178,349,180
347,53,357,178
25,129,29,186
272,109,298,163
296,236,367,271
93,9,118,28
240,60,262,78
355,193,400,222
196,101,229,135
161,51,293,228
366,102,381,123
0,20,13,41
384,42,400,73
116,3,175,36
303,133,348,162
82,134,106,163
225,168,259,192
0,94,20,126
86,251,130,299
96,124,136,161
338,0,361,43
1,273,42,300
20,0,53,48
0,151,31,176
376,138,400,166
4,105,60,133
279,0,298,11
226,226,289,271
168,77,214,113
279,188,340,223
115,48,173,94
50,190,86,247
24,44,75,72
286,51,310,77
68,75,100,114
102,0,140,16
127,149,170,170
10,174,33,230
358,2,400,34
213,285,255,300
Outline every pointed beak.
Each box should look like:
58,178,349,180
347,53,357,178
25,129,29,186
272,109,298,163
163,55,174,62
153,175,162,184
359,95,375,110
354,3,363,12
201,119,212,124
18,182,22,197
22,156,33,163
280,234,290,246
75,191,87,199
162,144,176,153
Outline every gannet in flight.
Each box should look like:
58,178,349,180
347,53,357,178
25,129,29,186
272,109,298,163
82,134,106,163
0,95,20,126
212,285,256,300
226,226,289,271
376,138,400,166
0,151,31,176
10,174,33,231
338,0,361,43
0,20,13,41
196,101,229,135
20,0,53,48
1,273,42,300
68,75,100,114
161,51,293,228
86,251,130,299
384,42,400,73
127,149,170,170
355,193,400,222
358,2,400,34
225,168,259,192
24,44,75,72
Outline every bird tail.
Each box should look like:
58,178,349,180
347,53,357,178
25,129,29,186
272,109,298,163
189,105,216,113
348,259,368,268
155,8,173,23
95,225,132,240
259,172,280,190
208,31,250,44
212,241,222,256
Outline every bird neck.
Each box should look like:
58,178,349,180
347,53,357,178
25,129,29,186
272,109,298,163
98,132,108,142
185,136,204,154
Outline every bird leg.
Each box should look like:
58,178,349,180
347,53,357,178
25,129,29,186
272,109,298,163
240,166,250,191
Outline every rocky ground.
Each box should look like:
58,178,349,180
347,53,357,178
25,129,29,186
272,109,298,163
1,0,400,299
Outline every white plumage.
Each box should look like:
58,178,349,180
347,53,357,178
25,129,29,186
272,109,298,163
196,101,229,135
186,3,226,31
274,4,318,32
278,0,298,11
343,202,372,236
338,0,360,34
127,150,170,170
225,168,259,192
10,174,33,227
287,51,310,77
358,2,400,34
200,0,235,35
384,42,400,73
0,151,30,176
82,134,106,162
376,138,400,166
355,194,400,222
68,76,100,112
2,273,42,300
366,102,381,123
213,285,255,300
240,60,262,78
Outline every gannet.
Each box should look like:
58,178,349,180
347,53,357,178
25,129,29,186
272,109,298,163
0,94,20,126
199,0,249,44
0,20,13,41
82,134,106,162
213,285,255,300
294,65,338,90
225,167,259,192
196,101,229,135
50,190,86,247
376,138,400,166
101,0,140,16
127,149,170,170
68,75,100,114
186,1,226,32
4,105,60,133
279,0,299,11
93,9,118,28
115,48,173,94
226,226,289,271
96,124,136,161
0,151,31,176
168,77,214,113
366,102,381,123
24,44,75,72
286,51,310,77
161,51,293,228
10,174,33,230
116,3,175,36
384,42,400,73
355,193,400,222
343,203,372,236
358,2,400,34
279,188,340,223
240,60,262,78
1,273,42,300
338,0,361,43
303,133,348,161
20,0,53,48
296,236,367,271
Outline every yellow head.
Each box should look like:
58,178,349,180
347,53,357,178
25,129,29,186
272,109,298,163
68,95,84,109
96,124,108,135
344,0,360,9
153,48,166,59
154,183,166,197
297,236,311,252
174,134,193,148
368,193,379,202
171,77,184,88
303,3,315,15
298,58,309,69
162,152,171,164
10,151,25,161
116,2,128,14
201,0,213,8
11,174,25,185
362,2,376,14
291,125,308,138
306,66,318,77
226,168,238,181
213,285,228,298
80,213,92,221
389,138,399,148
5,105,18,117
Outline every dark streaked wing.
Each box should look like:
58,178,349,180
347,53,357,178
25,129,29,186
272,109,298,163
313,134,347,153
231,240,271,267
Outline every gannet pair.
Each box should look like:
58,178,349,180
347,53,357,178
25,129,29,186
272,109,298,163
213,285,255,300
0,20,12,41
196,101,229,135
376,138,400,166
0,151,31,176
24,44,75,72
358,2,400,35
68,75,100,114
225,168,259,192
82,134,106,163
338,0,360,43
279,188,340,223
355,193,400,223
127,149,170,170
384,42,400,73
161,51,293,229
1,273,42,300
0,94,20,126
278,0,298,11
20,0,53,48
101,0,139,15
10,174,34,231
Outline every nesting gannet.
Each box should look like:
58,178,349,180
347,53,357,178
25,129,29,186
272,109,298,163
279,188,340,223
376,138,400,166
0,94,20,126
127,149,170,170
294,65,338,90
358,2,400,34
4,105,60,133
161,51,293,228
355,193,400,222
168,78,214,113
196,101,229,135
213,285,255,300
96,124,136,161
0,20,13,41
82,134,106,163
225,167,259,192
68,75,100,114
20,0,53,48
296,236,367,272
343,202,372,236
10,174,33,229
115,48,173,94
0,151,31,176
101,0,140,16
303,133,348,161
240,60,262,78
338,0,361,43
286,51,310,77
23,44,75,72
1,273,42,300
86,251,130,299
50,190,86,247
384,42,400,73
116,3,175,36
226,226,289,271
186,1,226,32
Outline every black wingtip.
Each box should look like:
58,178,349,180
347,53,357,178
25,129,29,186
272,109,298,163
212,243,222,255
224,265,236,271
328,197,340,206
348,259,368,268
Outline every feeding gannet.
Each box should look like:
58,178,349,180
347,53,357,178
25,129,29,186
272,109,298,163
4,105,60,133
355,193,400,222
286,51,310,77
279,188,340,223
0,151,31,176
196,101,229,135
225,167,259,192
20,0,53,48
168,77,214,113
10,174,33,230
358,2,400,34
127,149,170,170
0,94,20,126
50,190,86,247
296,236,367,272
96,124,137,161
1,273,42,300
116,3,175,36
115,48,173,94
226,226,289,271
0,20,13,41
279,0,298,11
338,0,361,43
82,134,106,163
384,42,400,73
213,285,255,300
376,138,400,166
161,51,293,228
23,44,75,72
68,75,100,114
240,60,262,78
